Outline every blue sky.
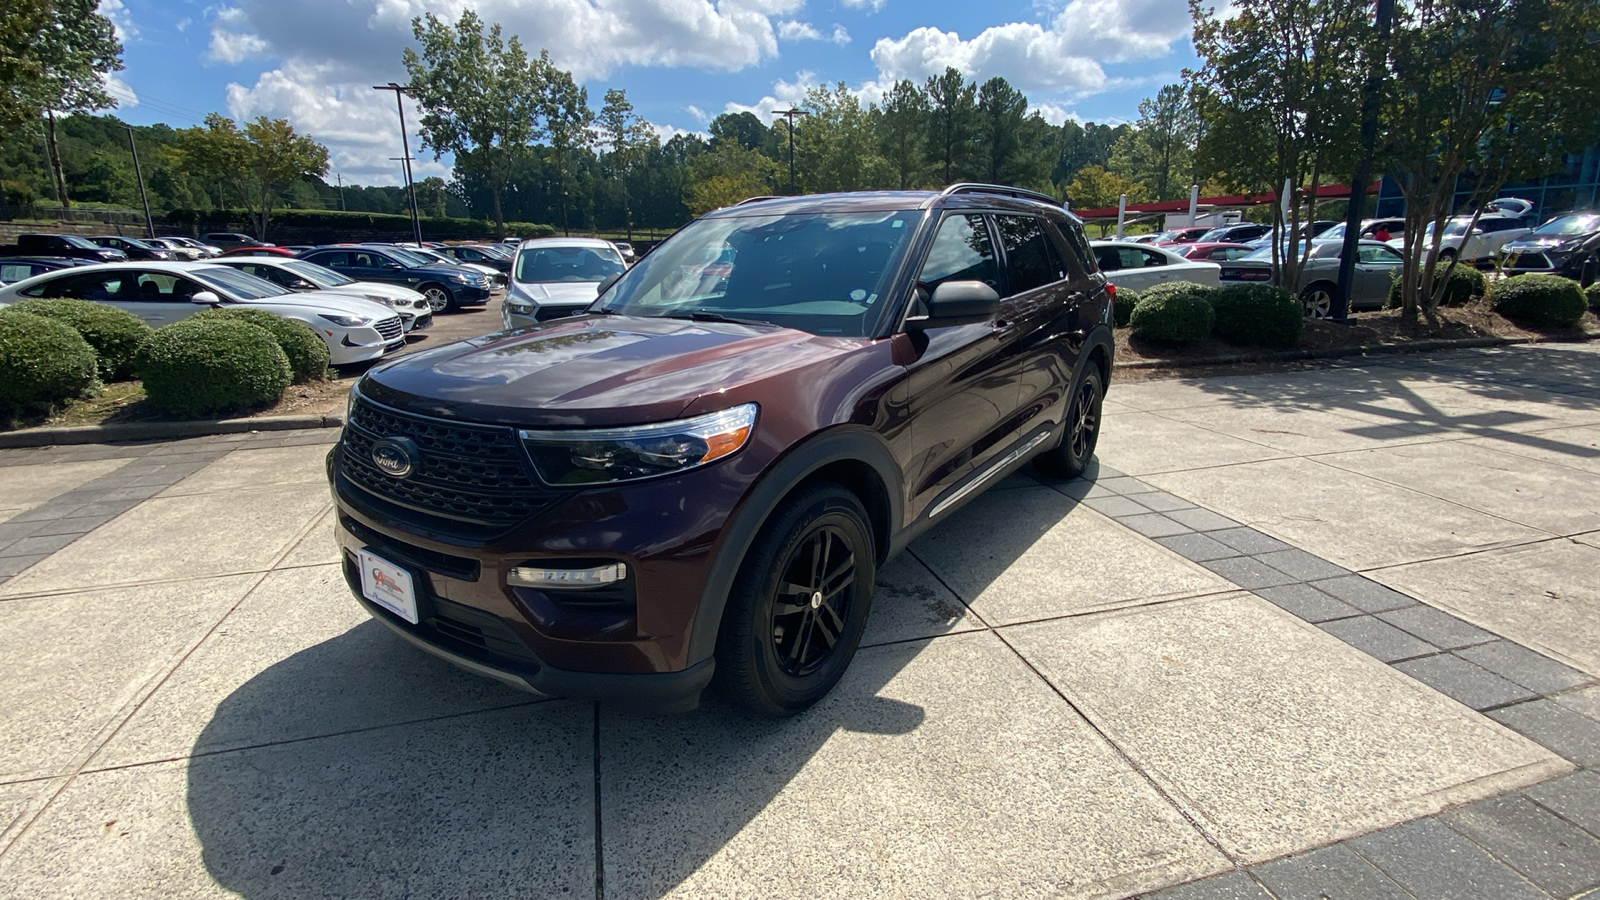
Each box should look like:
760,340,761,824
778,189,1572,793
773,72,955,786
102,0,1201,185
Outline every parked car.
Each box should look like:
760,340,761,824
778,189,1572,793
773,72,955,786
0,233,126,262
1396,214,1531,268
145,237,205,260
0,257,97,285
210,256,434,333
1218,239,1403,317
0,262,404,365
612,241,638,263
89,235,172,261
1152,226,1213,247
165,236,222,258
328,185,1114,715
1197,223,1271,244
1496,212,1600,285
1300,220,1341,239
372,244,507,292
434,243,512,273
298,245,492,312
221,245,299,258
502,237,629,328
1316,218,1406,243
1088,240,1221,292
203,232,271,250
1174,242,1257,262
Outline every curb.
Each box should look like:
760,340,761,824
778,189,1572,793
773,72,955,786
1115,333,1596,371
0,413,345,449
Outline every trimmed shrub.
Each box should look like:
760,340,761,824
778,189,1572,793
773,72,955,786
1128,282,1217,345
193,308,329,383
1585,281,1599,310
1211,283,1303,348
1112,286,1139,328
0,312,98,409
1386,265,1489,309
0,297,151,380
1489,274,1588,328
136,318,292,417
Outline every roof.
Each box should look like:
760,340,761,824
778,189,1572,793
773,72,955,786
699,185,1076,219
516,237,618,250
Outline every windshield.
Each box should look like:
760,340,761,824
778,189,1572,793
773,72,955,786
382,247,433,267
1242,242,1318,261
1533,214,1600,236
476,245,511,259
515,245,626,284
1442,220,1473,237
191,266,291,300
283,259,354,286
597,210,920,337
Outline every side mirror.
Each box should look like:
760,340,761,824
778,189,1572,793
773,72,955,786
595,273,622,297
289,279,316,291
908,281,999,330
189,291,222,306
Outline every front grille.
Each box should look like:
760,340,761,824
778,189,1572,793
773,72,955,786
376,316,404,340
1506,252,1551,270
341,397,552,526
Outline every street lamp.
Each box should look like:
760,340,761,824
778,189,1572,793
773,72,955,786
373,82,424,244
772,108,810,195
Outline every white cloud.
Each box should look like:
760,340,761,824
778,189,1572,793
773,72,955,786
870,0,1190,95
1030,102,1076,126
207,7,271,64
98,0,138,41
776,20,821,41
841,0,887,11
104,72,139,107
686,105,710,123
724,71,818,120
829,24,851,45
650,122,708,142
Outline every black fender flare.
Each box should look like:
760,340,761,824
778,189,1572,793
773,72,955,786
1042,324,1115,450
684,426,904,666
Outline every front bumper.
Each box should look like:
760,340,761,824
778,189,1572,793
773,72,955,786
503,302,587,330
455,283,493,304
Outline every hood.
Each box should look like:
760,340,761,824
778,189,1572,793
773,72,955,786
324,281,427,307
237,289,397,320
360,314,865,427
509,280,601,306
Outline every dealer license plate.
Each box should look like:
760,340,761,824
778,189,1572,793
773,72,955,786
358,548,419,624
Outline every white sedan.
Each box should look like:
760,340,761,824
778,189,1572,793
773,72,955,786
1088,241,1221,292
208,256,433,334
0,262,404,366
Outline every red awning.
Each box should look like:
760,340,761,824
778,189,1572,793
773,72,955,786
1071,182,1381,220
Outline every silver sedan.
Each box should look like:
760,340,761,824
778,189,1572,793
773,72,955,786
1217,239,1404,318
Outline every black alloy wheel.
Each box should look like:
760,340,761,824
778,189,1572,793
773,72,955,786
770,524,856,678
1035,368,1104,479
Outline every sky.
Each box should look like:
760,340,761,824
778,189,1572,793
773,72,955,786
101,0,1204,186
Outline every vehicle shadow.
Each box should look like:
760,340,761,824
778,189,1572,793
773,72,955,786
184,468,1088,898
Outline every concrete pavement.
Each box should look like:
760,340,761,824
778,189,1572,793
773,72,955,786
0,343,1598,898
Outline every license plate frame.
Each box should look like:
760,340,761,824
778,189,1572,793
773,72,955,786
357,547,419,624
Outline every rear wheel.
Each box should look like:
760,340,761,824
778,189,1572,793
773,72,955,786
1035,369,1103,479
716,484,875,717
1300,282,1336,319
420,283,455,313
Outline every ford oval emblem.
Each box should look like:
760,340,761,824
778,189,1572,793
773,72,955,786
371,437,419,479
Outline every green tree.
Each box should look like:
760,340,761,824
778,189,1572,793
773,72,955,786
974,76,1046,186
595,88,656,239
1062,165,1148,234
795,82,893,193
538,54,594,235
684,142,780,215
925,67,977,184
404,10,543,236
708,112,773,155
1112,84,1199,201
178,114,329,239
875,79,930,190
1051,120,1129,186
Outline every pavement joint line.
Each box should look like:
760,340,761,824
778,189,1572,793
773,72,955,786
593,702,605,900
0,568,285,603
1354,531,1600,574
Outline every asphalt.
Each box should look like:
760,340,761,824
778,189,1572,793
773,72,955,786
0,343,1597,898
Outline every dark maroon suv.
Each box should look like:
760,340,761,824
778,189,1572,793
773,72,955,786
328,184,1113,715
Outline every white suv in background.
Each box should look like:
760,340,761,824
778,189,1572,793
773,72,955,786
1394,214,1532,267
501,237,628,329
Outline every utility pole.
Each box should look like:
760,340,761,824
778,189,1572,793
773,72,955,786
772,108,809,194
1332,0,1396,323
373,83,424,244
124,125,155,239
336,173,346,211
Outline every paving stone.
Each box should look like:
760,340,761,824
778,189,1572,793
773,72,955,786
1164,508,1241,533
1310,575,1417,613
1097,475,1160,495
0,555,47,578
1318,616,1437,663
1558,686,1600,724
1395,654,1539,711
1156,533,1242,563
1209,527,1294,555
1132,492,1196,513
1051,478,1116,501
4,504,84,523
1253,583,1361,623
25,515,114,538
71,500,140,519
1458,642,1592,696
1084,495,1152,518
1379,606,1498,650
1143,871,1269,899
1490,700,1600,767
1526,771,1600,840
1255,548,1353,581
0,533,80,559
1351,817,1548,900
1252,844,1411,900
1120,513,1193,538
1443,794,1600,897
1200,556,1301,589
0,522,43,543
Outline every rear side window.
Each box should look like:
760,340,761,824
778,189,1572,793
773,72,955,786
916,214,998,292
994,215,1065,295
1052,217,1096,275
307,251,348,268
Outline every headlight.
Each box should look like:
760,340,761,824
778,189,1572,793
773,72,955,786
520,403,758,485
506,301,535,315
319,313,372,327
364,294,394,306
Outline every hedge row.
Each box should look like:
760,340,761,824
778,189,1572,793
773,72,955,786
1386,266,1488,308
0,313,98,411
1489,274,1588,328
137,318,293,417
1,298,150,380
1122,281,1303,348
164,208,557,240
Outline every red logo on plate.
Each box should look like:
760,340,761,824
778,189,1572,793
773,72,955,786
374,569,402,594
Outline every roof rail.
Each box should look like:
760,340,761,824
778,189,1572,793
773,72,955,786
735,195,786,206
937,183,1064,208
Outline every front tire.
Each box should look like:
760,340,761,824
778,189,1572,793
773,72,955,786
1035,369,1104,479
716,483,876,717
420,283,455,313
1300,282,1335,319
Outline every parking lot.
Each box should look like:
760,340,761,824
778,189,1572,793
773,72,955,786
0,343,1598,899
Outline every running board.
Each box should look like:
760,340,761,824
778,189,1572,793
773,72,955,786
926,430,1054,520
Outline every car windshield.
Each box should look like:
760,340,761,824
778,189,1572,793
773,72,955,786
383,248,432,267
515,245,626,284
1532,214,1600,236
283,260,354,286
1242,243,1314,261
596,210,920,337
476,245,511,259
1442,219,1474,237
190,266,291,300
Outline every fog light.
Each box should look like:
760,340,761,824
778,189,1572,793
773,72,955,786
508,563,627,589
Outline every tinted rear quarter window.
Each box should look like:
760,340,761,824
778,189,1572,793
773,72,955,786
994,215,1066,295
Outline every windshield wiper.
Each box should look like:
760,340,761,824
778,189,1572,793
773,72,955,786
657,311,776,327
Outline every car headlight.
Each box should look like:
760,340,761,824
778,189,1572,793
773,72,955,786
506,300,535,315
520,403,758,485
319,313,372,327
364,294,396,306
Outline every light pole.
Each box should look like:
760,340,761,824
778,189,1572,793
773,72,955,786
773,108,809,194
124,125,155,239
373,83,424,244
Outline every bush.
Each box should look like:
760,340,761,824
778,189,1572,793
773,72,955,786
193,308,329,383
1112,287,1139,328
0,297,151,380
1585,281,1599,310
136,318,292,417
1128,282,1217,345
0,312,98,409
1489,274,1589,328
1386,265,1489,309
1211,283,1303,348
